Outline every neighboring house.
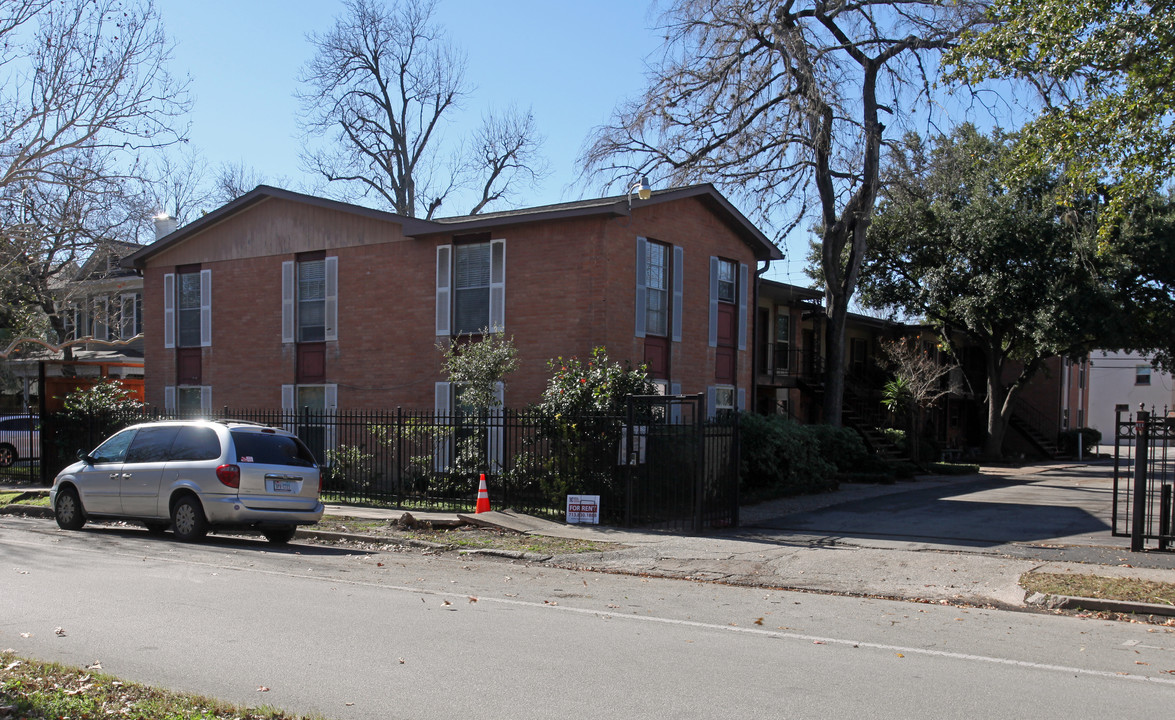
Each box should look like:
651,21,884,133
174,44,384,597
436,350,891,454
1,239,147,413
121,184,782,420
1087,350,1174,439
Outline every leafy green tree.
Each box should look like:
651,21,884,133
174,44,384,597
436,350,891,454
440,330,518,413
947,0,1175,221
859,124,1121,457
538,347,656,417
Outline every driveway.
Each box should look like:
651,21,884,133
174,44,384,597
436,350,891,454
737,461,1175,567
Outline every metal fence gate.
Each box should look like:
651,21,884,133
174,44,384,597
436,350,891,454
620,394,740,533
1113,408,1175,551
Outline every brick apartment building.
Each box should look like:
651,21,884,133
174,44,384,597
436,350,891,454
122,184,782,418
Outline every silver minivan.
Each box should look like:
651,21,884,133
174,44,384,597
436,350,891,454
50,420,324,543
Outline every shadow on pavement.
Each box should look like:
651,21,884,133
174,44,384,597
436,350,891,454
739,474,1111,548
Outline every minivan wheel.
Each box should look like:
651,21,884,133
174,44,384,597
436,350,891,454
171,496,208,542
0,443,15,467
54,487,86,530
263,525,297,545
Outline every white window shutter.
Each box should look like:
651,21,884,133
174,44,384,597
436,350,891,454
670,382,682,424
634,237,647,338
163,273,175,349
706,385,717,419
199,269,212,347
436,245,452,336
737,263,748,351
434,382,452,472
324,256,338,341
708,257,719,347
281,261,295,344
488,381,505,473
200,386,212,414
489,239,505,332
164,386,176,413
324,384,338,454
672,246,684,343
737,388,746,412
281,384,295,433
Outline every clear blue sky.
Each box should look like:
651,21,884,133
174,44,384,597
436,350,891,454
157,1,663,204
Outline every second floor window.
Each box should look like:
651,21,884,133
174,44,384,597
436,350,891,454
455,243,491,334
298,259,326,342
717,259,737,303
177,272,202,347
775,314,790,371
645,241,669,337
1136,366,1152,385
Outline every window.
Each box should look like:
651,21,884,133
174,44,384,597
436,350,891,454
125,426,182,463
717,259,737,303
437,240,505,336
177,272,202,347
165,269,209,349
298,259,326,342
1136,366,1152,385
119,293,142,338
774,313,790,371
177,387,204,415
281,384,337,466
1116,403,1130,415
169,426,221,461
645,241,669,337
90,428,136,464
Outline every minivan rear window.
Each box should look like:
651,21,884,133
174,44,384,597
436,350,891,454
230,431,317,467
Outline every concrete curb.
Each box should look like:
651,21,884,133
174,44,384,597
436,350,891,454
0,504,52,518
294,528,449,551
1025,591,1175,617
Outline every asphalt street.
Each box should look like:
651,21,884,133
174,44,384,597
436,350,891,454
3,515,1175,719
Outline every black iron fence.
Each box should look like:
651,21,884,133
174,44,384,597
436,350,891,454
1113,408,1175,551
14,396,739,532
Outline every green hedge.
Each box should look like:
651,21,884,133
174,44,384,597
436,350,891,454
1057,427,1101,456
740,415,873,498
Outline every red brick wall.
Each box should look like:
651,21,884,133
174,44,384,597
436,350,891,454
142,195,762,411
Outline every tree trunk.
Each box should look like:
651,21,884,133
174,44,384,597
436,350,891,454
822,288,849,426
983,352,1009,457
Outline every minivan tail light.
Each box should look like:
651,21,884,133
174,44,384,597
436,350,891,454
216,464,240,488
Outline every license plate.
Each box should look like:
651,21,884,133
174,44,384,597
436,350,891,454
272,479,295,492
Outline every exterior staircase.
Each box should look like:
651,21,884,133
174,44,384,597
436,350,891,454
1008,411,1059,459
842,406,905,460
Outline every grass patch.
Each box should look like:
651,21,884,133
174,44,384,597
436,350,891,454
927,462,980,475
0,491,49,507
0,651,327,719
1021,572,1175,606
315,517,624,555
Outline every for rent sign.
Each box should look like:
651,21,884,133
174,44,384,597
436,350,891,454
566,494,600,524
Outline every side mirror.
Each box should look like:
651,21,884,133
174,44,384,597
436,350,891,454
76,449,94,465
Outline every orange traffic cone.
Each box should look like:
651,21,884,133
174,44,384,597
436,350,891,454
475,473,491,514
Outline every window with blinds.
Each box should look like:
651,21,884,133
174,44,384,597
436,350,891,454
298,259,326,342
454,243,491,334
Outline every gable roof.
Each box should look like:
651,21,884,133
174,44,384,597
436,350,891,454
121,183,782,269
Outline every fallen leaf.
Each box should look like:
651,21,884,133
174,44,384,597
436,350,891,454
19,633,30,638
346,702,354,706
1136,661,1149,665
4,661,20,671
607,604,619,609
377,562,384,567
257,686,270,692
468,596,478,603
896,653,905,658
86,661,102,670
754,618,764,626
54,627,66,637
398,658,406,664
442,600,451,606
813,641,825,645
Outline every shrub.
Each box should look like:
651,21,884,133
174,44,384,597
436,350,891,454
927,462,980,475
739,414,838,498
806,423,869,472
1057,428,1101,456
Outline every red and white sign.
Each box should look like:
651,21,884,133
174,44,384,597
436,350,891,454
566,494,600,525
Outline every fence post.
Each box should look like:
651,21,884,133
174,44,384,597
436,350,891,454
1131,409,1150,552
624,399,634,528
694,393,705,534
394,406,403,506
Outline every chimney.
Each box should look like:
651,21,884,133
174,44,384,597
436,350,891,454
153,213,177,241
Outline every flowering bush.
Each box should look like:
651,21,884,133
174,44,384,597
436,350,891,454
538,347,656,416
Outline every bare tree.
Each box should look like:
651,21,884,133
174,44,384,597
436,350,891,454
0,0,189,347
879,337,952,463
145,147,215,225
214,160,269,205
466,106,549,215
582,0,984,426
297,0,545,219
0,0,189,195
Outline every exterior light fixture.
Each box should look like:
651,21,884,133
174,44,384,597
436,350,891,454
628,176,652,209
